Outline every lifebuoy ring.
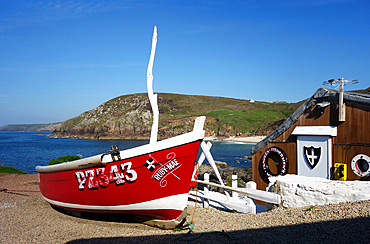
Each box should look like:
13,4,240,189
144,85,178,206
351,154,370,177
261,147,288,177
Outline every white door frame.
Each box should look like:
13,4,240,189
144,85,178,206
292,126,337,179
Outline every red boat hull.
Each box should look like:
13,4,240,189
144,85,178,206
38,140,201,222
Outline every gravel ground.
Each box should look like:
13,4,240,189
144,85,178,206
1,174,370,243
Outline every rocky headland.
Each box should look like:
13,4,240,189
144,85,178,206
0,122,62,132
49,93,301,140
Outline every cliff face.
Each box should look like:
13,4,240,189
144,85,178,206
50,93,301,140
52,94,153,139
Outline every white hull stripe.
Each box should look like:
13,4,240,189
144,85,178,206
42,193,188,212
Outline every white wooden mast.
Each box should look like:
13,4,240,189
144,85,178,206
147,26,159,144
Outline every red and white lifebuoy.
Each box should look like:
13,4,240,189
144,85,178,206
351,154,370,177
261,147,288,177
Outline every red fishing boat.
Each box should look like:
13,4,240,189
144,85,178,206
36,26,206,229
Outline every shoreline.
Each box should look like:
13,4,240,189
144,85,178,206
204,136,266,144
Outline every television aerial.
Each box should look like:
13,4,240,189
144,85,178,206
323,78,358,90
322,78,358,122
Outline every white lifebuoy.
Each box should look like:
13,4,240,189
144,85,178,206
351,154,370,177
261,147,288,177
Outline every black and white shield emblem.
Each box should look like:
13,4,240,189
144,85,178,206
304,146,321,169
143,157,160,172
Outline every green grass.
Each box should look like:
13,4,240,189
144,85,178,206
54,92,305,138
304,206,316,211
0,165,27,175
48,155,82,165
205,109,287,133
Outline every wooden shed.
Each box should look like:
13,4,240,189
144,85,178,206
251,87,370,192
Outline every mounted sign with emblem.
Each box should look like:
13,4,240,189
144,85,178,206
292,126,337,179
303,146,321,169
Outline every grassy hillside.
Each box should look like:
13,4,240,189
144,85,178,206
54,93,304,139
155,93,303,135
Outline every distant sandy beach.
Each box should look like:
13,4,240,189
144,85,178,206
204,136,266,144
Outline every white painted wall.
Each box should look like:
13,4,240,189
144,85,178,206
268,174,370,209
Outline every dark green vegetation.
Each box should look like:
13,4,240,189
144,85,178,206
0,165,27,175
48,155,81,165
151,93,303,136
52,93,304,139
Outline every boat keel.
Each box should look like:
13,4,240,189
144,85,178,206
142,207,188,229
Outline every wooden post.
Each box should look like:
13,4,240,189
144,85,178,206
204,173,210,208
338,78,346,122
232,174,238,199
246,181,257,190
246,181,257,206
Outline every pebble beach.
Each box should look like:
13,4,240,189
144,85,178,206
1,173,370,243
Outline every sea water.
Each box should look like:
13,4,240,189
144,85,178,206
0,131,254,174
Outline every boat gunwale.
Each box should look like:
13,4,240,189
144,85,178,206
35,129,205,173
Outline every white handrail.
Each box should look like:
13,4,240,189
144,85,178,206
194,179,281,205
147,26,159,144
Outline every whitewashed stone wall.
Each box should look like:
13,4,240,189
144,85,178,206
267,175,370,209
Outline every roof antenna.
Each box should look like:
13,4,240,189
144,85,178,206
323,78,358,90
322,78,358,122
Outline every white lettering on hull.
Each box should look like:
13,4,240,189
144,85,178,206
75,162,137,190
150,152,182,187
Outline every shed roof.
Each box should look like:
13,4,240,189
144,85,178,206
250,88,370,155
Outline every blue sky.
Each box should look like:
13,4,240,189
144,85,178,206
0,0,369,126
